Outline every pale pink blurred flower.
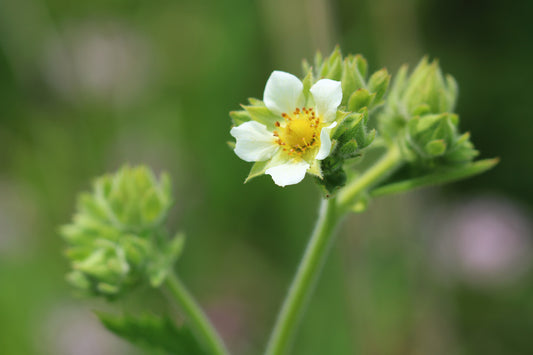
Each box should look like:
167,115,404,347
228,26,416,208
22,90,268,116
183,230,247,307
43,21,150,105
40,304,134,355
206,297,250,353
428,196,532,287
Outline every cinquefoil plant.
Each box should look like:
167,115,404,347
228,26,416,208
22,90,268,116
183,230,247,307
62,47,497,355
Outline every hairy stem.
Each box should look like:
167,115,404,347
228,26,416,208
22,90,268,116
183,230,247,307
265,145,404,355
265,197,342,355
337,144,403,212
165,273,230,355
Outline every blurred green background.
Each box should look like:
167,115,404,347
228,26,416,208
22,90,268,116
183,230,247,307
1,0,532,354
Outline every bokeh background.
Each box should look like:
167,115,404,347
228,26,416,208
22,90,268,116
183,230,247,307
1,0,532,354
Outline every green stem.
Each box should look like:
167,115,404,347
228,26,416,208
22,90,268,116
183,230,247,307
265,197,342,355
370,158,499,198
165,273,230,355
337,144,403,212
264,145,404,355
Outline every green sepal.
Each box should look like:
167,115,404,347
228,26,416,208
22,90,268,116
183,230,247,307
411,104,431,116
333,112,363,141
367,68,390,106
302,69,314,103
388,64,408,104
96,312,207,355
302,58,312,76
244,160,270,183
338,140,360,159
230,110,251,126
326,53,343,80
307,160,323,179
425,139,447,156
445,74,459,111
341,55,367,106
354,54,368,79
314,166,347,196
247,97,264,106
347,89,375,112
319,46,343,79
317,107,375,195
242,105,279,129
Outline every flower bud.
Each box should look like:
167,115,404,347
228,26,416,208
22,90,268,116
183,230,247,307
378,57,477,167
317,109,376,194
347,89,374,113
367,68,390,105
61,165,183,299
304,48,390,111
400,113,478,166
378,57,458,139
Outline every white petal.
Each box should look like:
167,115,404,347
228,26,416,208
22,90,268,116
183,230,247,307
263,71,304,116
230,121,278,162
265,161,310,187
316,122,337,160
310,79,342,122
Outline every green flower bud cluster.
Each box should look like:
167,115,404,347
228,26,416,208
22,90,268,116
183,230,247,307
318,109,376,193
304,48,390,194
303,47,390,112
378,57,477,167
61,165,184,299
401,113,478,167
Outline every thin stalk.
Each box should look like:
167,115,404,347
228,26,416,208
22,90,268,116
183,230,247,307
265,197,342,355
370,158,499,198
265,145,404,355
337,144,403,212
165,273,230,355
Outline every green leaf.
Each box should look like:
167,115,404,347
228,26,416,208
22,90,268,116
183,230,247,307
370,158,499,197
97,312,207,355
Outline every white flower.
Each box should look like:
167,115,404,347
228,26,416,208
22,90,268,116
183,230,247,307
230,71,342,187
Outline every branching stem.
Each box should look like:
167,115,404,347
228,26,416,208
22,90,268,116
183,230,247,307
165,273,230,355
265,145,404,355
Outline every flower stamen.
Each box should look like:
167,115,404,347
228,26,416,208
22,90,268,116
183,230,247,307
276,107,322,156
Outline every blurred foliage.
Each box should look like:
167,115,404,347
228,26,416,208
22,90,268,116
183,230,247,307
97,312,207,355
0,0,532,355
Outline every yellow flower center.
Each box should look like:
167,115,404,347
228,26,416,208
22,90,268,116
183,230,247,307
274,107,322,156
